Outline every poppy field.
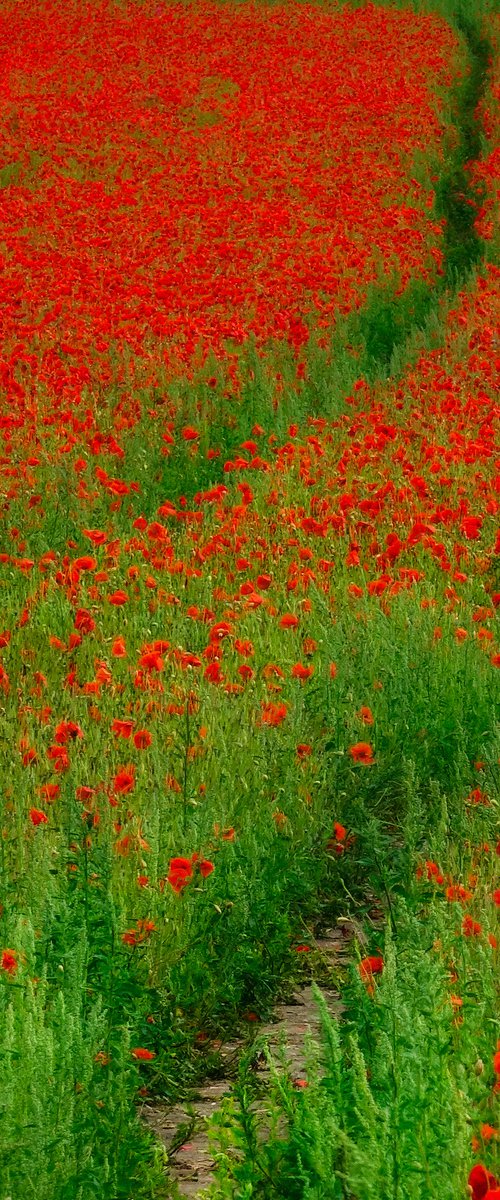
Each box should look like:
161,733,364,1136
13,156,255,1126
0,0,498,1197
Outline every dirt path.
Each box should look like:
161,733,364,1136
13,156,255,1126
141,921,362,1197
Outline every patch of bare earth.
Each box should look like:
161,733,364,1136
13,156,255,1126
141,920,364,1197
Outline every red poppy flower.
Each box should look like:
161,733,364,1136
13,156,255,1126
39,784,60,803
178,652,202,669
131,1048,156,1061
235,639,254,658
467,788,490,806
204,662,224,684
112,767,135,795
446,884,473,903
243,590,265,611
74,609,96,634
468,1165,499,1200
111,719,134,739
122,919,155,946
358,956,384,994
47,745,70,773
73,556,97,571
1,950,17,975
76,786,95,803
167,856,194,893
461,516,483,540
20,737,36,766
359,956,384,979
107,590,128,606
54,720,84,744
29,808,48,826
260,701,288,727
95,664,112,686
49,637,66,652
83,530,107,545
138,651,164,672
424,861,444,885
134,730,152,750
480,1125,498,1143
279,614,299,629
349,742,374,764
208,624,233,643
262,663,285,680
462,915,482,937
291,663,314,681
122,930,138,947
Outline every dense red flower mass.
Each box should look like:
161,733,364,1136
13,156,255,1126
0,0,456,401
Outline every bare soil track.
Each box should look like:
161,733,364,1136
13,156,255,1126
142,922,362,1196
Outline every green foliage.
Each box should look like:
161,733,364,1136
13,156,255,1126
204,879,499,1199
357,278,437,378
0,161,22,189
0,920,166,1200
434,5,491,283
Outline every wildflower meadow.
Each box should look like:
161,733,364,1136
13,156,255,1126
0,0,498,1197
